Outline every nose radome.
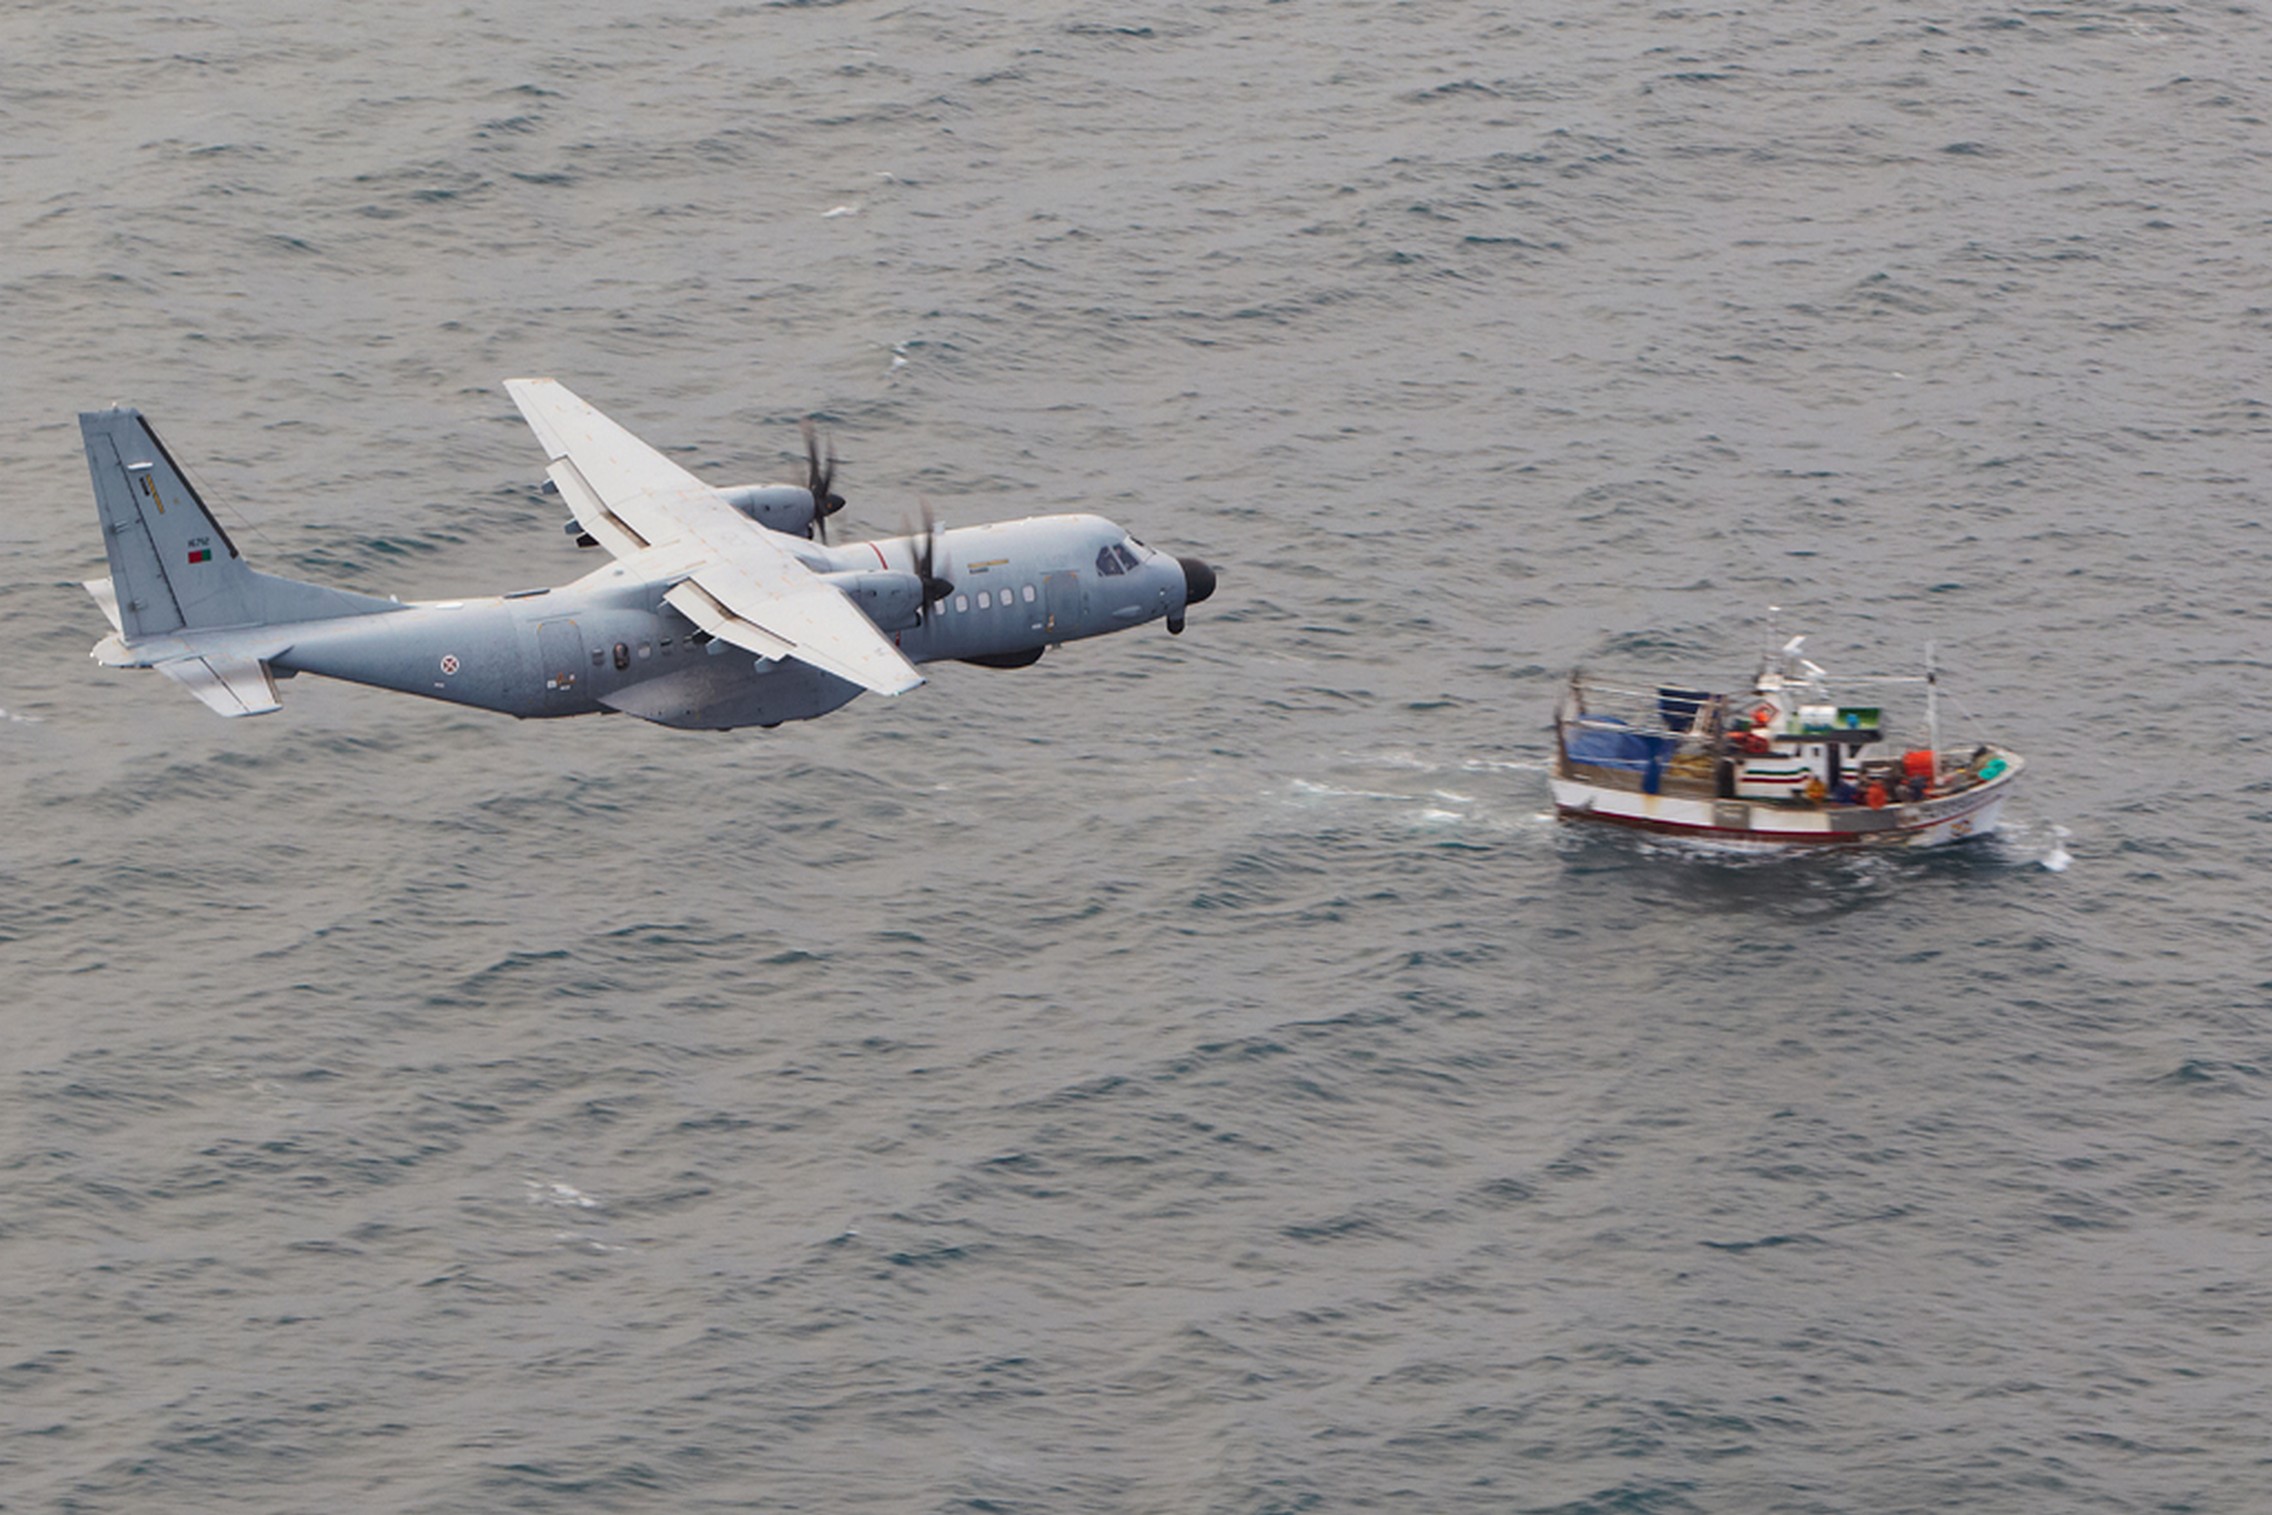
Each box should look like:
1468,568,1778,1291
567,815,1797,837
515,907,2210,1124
1178,557,1217,606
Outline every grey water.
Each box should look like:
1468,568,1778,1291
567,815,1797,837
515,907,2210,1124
2,2,2268,1510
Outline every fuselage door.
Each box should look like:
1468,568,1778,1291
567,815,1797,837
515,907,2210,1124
537,618,584,703
1042,571,1081,639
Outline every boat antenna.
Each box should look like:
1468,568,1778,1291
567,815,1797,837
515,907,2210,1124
1925,641,1943,786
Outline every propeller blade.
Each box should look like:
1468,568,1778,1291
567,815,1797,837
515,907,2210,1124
907,500,953,610
923,500,953,602
800,419,845,544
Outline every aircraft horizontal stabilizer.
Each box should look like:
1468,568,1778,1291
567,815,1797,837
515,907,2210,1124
156,654,281,718
84,579,124,635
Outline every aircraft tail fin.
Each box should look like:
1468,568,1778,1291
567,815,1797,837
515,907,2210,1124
80,407,266,640
81,407,401,639
80,407,406,717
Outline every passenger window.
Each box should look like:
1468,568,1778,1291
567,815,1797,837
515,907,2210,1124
977,591,991,609
1022,584,1036,603
613,643,630,670
638,642,652,659
955,595,968,612
590,649,604,667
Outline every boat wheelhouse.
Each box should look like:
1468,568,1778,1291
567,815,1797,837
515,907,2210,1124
1550,634,2021,848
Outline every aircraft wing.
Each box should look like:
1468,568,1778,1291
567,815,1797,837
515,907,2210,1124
505,378,921,697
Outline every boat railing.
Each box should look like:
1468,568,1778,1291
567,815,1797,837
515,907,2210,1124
1554,676,1727,794
1558,677,1726,736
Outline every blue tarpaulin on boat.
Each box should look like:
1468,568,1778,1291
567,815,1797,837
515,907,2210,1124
1567,717,1678,792
1657,687,1712,732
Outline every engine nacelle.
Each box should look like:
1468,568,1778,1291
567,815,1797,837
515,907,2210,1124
820,569,928,632
719,483,820,537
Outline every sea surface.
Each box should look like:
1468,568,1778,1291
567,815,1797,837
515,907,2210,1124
2,2,2268,1510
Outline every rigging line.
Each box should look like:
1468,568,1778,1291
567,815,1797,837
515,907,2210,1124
176,450,287,558
1941,685,1991,736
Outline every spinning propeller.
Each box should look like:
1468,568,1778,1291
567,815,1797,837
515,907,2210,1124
908,500,953,614
800,419,848,543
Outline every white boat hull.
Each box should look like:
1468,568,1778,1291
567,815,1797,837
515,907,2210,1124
1551,759,2021,850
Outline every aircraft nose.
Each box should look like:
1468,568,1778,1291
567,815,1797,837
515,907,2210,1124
1178,556,1217,606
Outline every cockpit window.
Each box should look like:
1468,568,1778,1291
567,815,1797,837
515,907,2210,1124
1095,540,1145,576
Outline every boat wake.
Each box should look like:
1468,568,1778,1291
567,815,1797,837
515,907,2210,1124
2041,824,2074,872
1279,774,1534,841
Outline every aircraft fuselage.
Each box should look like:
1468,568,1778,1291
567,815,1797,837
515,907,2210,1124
267,513,1192,729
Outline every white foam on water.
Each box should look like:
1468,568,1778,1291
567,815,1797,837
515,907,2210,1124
527,1179,600,1210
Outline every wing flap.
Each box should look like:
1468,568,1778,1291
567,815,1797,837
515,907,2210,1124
547,457,652,558
506,378,718,552
663,578,798,664
675,557,921,696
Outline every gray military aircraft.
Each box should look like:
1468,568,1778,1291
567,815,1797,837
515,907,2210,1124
78,379,1216,729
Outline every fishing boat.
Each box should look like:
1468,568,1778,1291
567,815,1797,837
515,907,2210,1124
1550,630,2022,849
